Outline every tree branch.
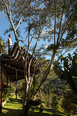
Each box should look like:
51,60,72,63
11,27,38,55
2,0,18,42
16,18,23,30
27,32,36,53
57,11,64,44
34,50,56,96
54,0,56,45
32,31,41,56
2,0,8,13
27,27,44,93
59,11,75,43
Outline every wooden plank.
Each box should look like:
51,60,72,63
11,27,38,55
2,63,24,72
0,61,2,113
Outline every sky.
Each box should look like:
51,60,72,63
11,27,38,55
0,12,49,54
0,12,48,46
0,13,16,44
0,11,76,60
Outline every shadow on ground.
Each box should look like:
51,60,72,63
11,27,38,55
1,97,65,116
1,97,22,116
28,108,65,116
1,108,21,116
9,97,23,104
44,108,65,116
1,107,65,116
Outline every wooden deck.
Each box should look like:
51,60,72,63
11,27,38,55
1,42,41,82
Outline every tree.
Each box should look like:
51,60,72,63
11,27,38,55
61,91,77,116
54,52,77,115
45,84,51,107
0,37,6,54
54,52,77,94
0,0,77,116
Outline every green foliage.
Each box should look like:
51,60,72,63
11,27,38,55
54,52,77,94
17,80,25,99
43,76,70,99
75,53,77,63
2,95,22,116
61,91,77,116
46,84,51,95
2,92,8,102
11,85,16,93
1,95,66,116
47,44,59,51
2,87,11,102
17,79,40,101
0,37,6,55
61,98,74,116
51,95,58,110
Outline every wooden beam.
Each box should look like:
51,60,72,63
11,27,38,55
0,61,2,113
2,63,24,72
2,67,7,75
33,66,35,88
8,74,24,76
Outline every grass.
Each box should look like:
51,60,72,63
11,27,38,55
28,108,66,116
1,96,66,116
1,95,22,116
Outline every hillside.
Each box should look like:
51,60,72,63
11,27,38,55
42,73,70,98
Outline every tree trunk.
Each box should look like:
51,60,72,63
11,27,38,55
19,99,41,116
67,113,70,116
18,104,30,116
19,50,57,116
19,58,31,116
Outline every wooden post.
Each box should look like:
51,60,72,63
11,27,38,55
7,75,8,87
16,70,17,99
10,81,12,93
0,61,2,113
33,66,35,88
